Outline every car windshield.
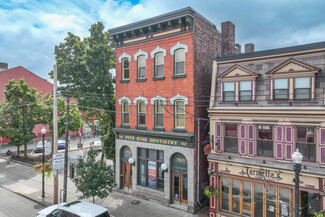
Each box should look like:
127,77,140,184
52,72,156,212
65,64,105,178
96,211,110,217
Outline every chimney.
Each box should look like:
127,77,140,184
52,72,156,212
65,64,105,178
0,62,8,72
221,21,235,56
245,43,255,53
235,43,241,54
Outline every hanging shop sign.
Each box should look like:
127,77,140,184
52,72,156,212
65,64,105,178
118,134,193,148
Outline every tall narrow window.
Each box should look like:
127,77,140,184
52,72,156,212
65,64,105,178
239,81,252,101
154,100,164,128
155,53,164,77
223,82,235,101
296,127,315,162
121,100,129,125
175,49,185,75
175,100,185,129
137,101,146,126
224,124,238,153
274,78,288,100
137,55,146,79
122,58,129,80
294,77,310,100
257,125,273,157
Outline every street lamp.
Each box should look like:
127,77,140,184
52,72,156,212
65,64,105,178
41,127,46,198
292,148,303,217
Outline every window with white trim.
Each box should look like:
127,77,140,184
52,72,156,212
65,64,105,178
155,53,164,78
274,78,288,100
137,55,146,79
154,100,164,128
174,100,185,129
294,77,310,100
122,58,129,80
223,82,235,102
121,100,129,125
137,101,146,126
175,49,185,75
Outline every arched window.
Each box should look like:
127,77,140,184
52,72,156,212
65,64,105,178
154,100,164,128
155,52,164,78
174,100,185,129
137,55,146,79
121,100,129,125
174,49,185,75
122,58,129,80
137,100,146,127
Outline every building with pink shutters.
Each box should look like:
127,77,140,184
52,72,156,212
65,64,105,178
207,42,325,217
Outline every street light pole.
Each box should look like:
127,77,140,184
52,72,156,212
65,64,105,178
292,148,303,217
41,127,46,198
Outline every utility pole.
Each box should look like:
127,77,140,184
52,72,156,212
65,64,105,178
53,64,59,204
63,88,70,202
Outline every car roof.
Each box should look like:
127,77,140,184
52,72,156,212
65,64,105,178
61,200,107,216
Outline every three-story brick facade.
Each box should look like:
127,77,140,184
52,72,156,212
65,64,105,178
109,7,239,212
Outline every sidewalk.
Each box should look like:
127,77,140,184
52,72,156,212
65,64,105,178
0,157,207,217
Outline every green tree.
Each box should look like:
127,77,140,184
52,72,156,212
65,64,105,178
0,79,44,158
73,148,116,203
40,94,83,139
53,22,116,162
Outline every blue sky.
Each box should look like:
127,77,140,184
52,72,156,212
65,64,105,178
1,0,325,81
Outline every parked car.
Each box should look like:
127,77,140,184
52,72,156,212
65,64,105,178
58,140,66,150
34,141,51,153
93,140,102,150
36,200,111,217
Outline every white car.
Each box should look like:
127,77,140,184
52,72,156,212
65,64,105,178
36,200,111,217
93,141,102,150
34,141,51,154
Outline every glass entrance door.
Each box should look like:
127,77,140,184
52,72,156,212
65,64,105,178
122,161,132,189
172,171,188,204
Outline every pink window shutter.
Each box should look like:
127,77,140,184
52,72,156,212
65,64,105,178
239,124,247,155
318,127,325,164
215,123,223,152
275,125,284,159
284,126,293,160
247,124,255,157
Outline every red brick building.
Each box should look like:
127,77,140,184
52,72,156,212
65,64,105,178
0,63,53,142
109,7,240,212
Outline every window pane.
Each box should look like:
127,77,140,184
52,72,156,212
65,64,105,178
295,77,310,88
158,150,164,161
240,81,251,91
148,149,156,160
155,114,164,127
254,184,264,217
224,124,238,153
123,59,129,69
224,82,234,91
175,49,185,62
155,65,164,77
266,186,277,217
274,79,288,89
176,62,185,75
124,69,129,79
239,91,252,101
232,180,240,214
226,124,237,137
157,162,164,190
139,159,146,186
122,113,129,124
138,102,145,112
138,56,145,67
297,127,316,162
176,114,185,127
224,92,235,101
139,148,146,158
295,88,310,100
274,89,288,100
243,182,251,216
139,67,146,78
301,192,321,217
122,101,129,112
156,53,164,65
221,178,230,211
176,101,184,113
279,188,290,217
257,125,273,157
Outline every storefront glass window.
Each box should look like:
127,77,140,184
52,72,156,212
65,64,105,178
266,186,276,217
232,180,240,214
301,192,321,217
254,184,264,217
221,178,230,211
279,188,290,217
243,182,251,216
138,148,164,191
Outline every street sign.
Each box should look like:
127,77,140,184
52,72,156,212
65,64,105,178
52,153,65,171
44,143,51,155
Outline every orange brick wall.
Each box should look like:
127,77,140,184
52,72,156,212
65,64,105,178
115,32,195,133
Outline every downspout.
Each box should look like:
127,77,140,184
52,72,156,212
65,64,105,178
197,118,202,207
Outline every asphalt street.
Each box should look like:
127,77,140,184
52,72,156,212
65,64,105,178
0,186,45,217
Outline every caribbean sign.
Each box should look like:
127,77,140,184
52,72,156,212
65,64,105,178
118,134,193,148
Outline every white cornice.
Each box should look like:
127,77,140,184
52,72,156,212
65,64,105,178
134,49,148,61
134,96,148,105
170,42,188,55
170,94,188,105
118,52,131,63
118,96,131,105
150,46,167,58
150,95,167,105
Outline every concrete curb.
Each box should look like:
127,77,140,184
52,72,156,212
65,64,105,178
0,185,50,207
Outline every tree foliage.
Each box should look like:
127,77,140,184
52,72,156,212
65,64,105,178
73,148,116,203
52,22,116,161
40,94,83,138
0,79,44,158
